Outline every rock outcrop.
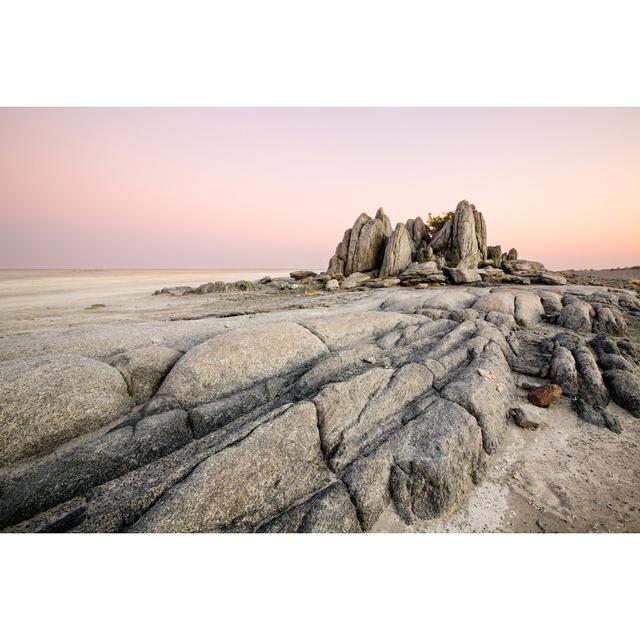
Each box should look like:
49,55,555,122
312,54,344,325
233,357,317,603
327,199,509,281
379,223,413,277
429,200,487,268
328,209,393,277
0,355,134,466
2,283,639,533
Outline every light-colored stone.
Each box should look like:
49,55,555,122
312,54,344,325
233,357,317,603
341,271,371,289
108,345,182,404
380,223,413,277
158,323,328,408
446,268,482,284
503,259,545,273
325,279,340,291
0,355,133,465
131,402,333,532
429,200,487,268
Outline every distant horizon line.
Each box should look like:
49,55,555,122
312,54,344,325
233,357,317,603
0,267,324,271
1,264,639,272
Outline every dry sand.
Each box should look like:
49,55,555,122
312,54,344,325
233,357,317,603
0,269,297,312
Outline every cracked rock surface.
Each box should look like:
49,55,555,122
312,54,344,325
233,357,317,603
1,283,639,533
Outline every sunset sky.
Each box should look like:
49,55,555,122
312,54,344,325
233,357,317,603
1,107,638,270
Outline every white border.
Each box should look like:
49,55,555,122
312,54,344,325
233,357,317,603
1,1,639,106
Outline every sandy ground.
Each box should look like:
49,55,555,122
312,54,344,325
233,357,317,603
0,269,325,334
563,267,640,289
1,269,639,533
374,399,640,533
0,269,298,312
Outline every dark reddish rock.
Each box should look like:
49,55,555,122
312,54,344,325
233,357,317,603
527,384,563,408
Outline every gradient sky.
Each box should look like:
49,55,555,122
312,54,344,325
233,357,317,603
1,108,638,270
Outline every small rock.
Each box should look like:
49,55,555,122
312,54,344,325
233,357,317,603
325,279,340,291
527,384,563,407
446,268,482,284
365,278,400,288
536,272,567,286
501,275,531,285
503,259,545,274
341,272,371,289
510,406,547,430
290,270,318,280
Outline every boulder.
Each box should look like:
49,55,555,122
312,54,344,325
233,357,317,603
558,300,593,333
341,272,371,289
506,248,518,261
514,291,545,327
472,291,515,315
503,259,545,274
290,270,318,280
0,355,134,466
510,406,548,430
536,272,567,286
351,216,390,273
380,223,413,277
412,216,428,246
327,227,352,276
549,345,579,398
477,267,505,281
328,253,345,276
398,261,438,281
428,200,487,268
345,213,372,275
365,278,401,288
603,370,640,417
597,353,635,372
501,275,531,285
325,279,340,291
538,291,563,314
375,207,393,237
155,286,195,296
487,245,502,266
446,268,482,284
157,323,328,408
528,384,563,407
108,346,182,404
415,274,447,285
592,305,627,336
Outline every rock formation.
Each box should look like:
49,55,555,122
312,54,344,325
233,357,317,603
2,196,638,534
2,283,639,533
428,200,487,268
379,223,413,277
323,199,568,290
328,199,491,279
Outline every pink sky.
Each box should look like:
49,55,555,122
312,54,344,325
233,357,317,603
1,108,638,270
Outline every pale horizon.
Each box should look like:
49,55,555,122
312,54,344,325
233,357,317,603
1,107,639,271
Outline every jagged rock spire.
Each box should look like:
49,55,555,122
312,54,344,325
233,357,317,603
327,200,489,276
428,200,488,269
